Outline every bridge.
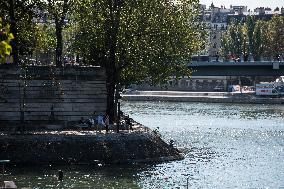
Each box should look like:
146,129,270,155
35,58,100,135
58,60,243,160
188,61,284,76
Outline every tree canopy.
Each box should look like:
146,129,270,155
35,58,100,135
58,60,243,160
74,0,204,85
47,0,73,66
220,15,284,61
0,18,14,63
72,0,205,121
1,0,205,123
0,0,41,64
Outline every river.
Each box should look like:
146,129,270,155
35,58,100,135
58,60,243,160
2,102,284,188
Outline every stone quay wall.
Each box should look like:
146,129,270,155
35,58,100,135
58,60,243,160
0,65,107,127
0,131,183,165
122,92,284,104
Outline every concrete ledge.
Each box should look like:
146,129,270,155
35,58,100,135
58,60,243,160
122,93,284,104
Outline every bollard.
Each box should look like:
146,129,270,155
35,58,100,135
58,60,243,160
58,170,63,181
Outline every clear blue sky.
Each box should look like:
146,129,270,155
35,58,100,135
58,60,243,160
199,0,284,10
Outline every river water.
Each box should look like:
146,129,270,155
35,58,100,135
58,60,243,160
2,102,284,188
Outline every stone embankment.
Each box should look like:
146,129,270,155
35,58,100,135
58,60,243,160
122,91,284,104
0,122,183,165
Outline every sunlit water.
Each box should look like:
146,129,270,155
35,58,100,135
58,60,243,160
2,102,284,189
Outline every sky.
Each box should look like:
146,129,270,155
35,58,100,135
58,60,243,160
199,0,284,10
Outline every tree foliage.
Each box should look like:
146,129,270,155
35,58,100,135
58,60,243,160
0,0,40,64
74,0,204,84
0,18,14,63
33,25,56,64
220,22,244,60
73,0,205,120
2,0,205,123
47,0,73,66
220,15,284,61
266,15,284,59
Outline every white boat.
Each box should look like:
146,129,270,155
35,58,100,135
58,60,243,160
256,76,284,96
1,181,17,188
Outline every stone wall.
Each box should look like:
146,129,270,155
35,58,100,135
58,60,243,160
0,132,183,165
0,65,107,125
122,92,284,104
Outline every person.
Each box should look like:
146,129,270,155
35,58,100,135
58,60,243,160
85,118,94,129
77,117,89,130
96,114,105,132
216,52,219,62
104,114,109,133
169,140,174,148
79,117,84,124
125,115,133,131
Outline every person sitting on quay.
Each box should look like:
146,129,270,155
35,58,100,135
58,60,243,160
77,117,89,130
124,115,133,131
96,114,105,132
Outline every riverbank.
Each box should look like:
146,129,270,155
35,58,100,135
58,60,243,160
0,122,183,165
122,91,284,104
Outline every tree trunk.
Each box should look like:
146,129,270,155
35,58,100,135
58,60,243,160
105,0,122,124
106,72,116,124
55,21,63,67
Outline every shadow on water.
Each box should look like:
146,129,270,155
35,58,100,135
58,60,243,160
2,164,151,189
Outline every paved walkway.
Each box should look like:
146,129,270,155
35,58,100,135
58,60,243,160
0,121,150,136
122,91,284,104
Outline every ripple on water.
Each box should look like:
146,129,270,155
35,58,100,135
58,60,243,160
123,101,284,189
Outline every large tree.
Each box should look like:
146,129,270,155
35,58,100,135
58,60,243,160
246,16,255,56
253,20,269,61
0,0,40,64
221,23,244,60
33,24,56,65
47,0,72,67
74,0,205,122
266,15,284,60
220,15,284,61
0,18,14,63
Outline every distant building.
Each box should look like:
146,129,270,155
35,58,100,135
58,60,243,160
198,3,230,59
197,4,284,61
230,5,247,15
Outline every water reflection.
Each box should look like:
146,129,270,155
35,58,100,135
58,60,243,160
4,164,144,189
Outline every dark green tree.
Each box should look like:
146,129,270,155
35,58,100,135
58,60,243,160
222,23,244,60
47,0,72,67
221,15,284,61
253,20,268,61
74,0,205,122
246,16,255,57
0,0,40,64
33,25,56,65
267,15,284,60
